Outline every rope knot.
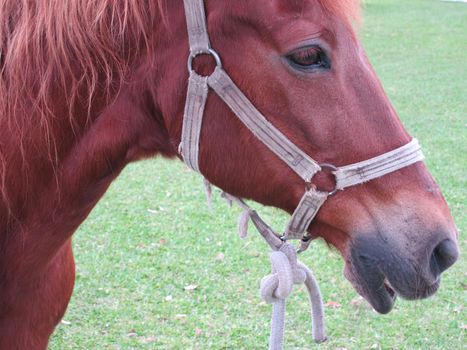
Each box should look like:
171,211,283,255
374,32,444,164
259,242,327,348
216,192,327,347
260,243,308,304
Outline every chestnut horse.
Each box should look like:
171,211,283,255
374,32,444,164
0,0,459,349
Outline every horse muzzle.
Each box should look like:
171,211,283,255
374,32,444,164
344,231,459,314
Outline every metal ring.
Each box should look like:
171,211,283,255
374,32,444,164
187,48,222,74
317,163,338,196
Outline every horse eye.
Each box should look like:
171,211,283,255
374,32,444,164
286,46,330,70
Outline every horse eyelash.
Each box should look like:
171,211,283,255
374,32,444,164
286,46,331,71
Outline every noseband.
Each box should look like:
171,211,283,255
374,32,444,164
179,0,425,247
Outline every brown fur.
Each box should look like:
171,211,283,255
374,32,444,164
0,1,457,348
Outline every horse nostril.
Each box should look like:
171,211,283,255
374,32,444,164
430,239,459,275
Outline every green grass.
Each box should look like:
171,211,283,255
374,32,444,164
50,1,466,349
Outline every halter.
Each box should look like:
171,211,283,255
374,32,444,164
178,0,424,347
179,0,424,244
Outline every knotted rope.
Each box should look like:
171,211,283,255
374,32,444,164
219,190,327,348
260,243,326,348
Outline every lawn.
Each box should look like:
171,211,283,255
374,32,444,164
50,1,466,349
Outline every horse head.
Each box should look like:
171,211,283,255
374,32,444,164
150,0,458,313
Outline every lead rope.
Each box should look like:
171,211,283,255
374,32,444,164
221,192,327,346
261,245,327,348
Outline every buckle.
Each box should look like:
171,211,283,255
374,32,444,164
308,163,338,196
187,48,222,75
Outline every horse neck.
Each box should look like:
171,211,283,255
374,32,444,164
0,4,182,281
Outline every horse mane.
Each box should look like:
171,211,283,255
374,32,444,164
0,0,164,222
0,0,162,130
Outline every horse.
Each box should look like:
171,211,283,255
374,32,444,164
0,0,459,349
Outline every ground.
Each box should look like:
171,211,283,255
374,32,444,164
50,0,466,349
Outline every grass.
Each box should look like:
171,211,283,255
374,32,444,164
50,1,466,349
